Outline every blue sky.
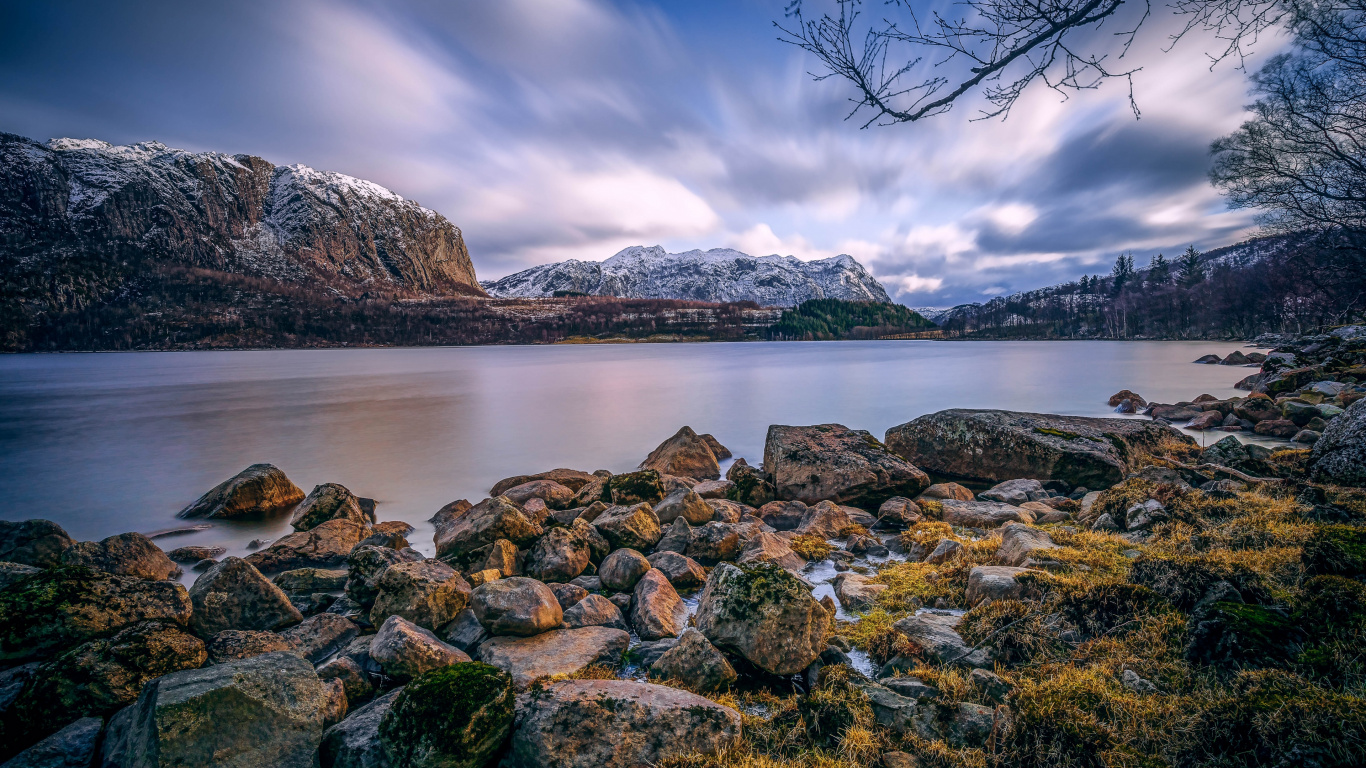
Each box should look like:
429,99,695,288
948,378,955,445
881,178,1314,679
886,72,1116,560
0,0,1285,306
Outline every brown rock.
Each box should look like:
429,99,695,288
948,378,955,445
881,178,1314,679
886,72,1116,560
477,626,629,689
917,483,976,502
940,499,1034,528
189,556,303,637
1107,390,1147,407
765,424,930,507
685,522,742,565
478,538,521,577
692,480,734,499
245,518,368,573
695,563,828,676
795,500,854,539
965,565,1038,606
60,532,179,580
737,531,807,572
503,479,577,511
434,496,542,563
631,569,688,640
649,628,737,692
1254,419,1301,438
599,548,652,592
562,594,628,631
996,525,1057,567
369,559,471,630
369,615,470,682
523,526,593,583
289,483,369,532
491,469,598,497
207,629,292,663
470,577,563,636
592,503,663,551
0,520,74,567
653,488,715,526
646,551,708,588
641,426,722,481
177,463,305,520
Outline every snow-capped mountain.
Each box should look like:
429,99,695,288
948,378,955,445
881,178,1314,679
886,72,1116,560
481,246,891,306
1,133,483,295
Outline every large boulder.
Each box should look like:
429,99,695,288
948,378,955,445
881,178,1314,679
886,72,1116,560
646,551,708,588
177,463,306,520
477,627,630,689
0,520,74,567
885,409,1196,487
0,565,192,662
598,549,651,592
434,497,541,563
725,459,776,507
630,569,688,640
2,716,102,768
940,499,1033,528
694,563,828,675
591,504,663,551
376,663,515,768
60,532,179,581
505,680,741,768
606,470,666,505
491,469,598,497
523,527,592,584
764,424,930,507
206,629,293,663
104,651,327,768
188,557,302,637
649,628,737,692
795,500,854,538
503,480,576,511
1310,397,1366,487
370,616,470,682
640,426,722,480
370,560,471,631
281,613,361,664
685,522,742,565
470,577,563,636
245,518,368,573
562,594,628,631
320,687,402,768
290,483,369,532
653,488,714,526
965,566,1037,606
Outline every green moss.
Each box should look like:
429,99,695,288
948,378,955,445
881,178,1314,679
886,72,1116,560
1129,552,1270,611
1303,524,1366,577
788,535,833,561
1186,602,1303,671
1297,575,1366,637
715,563,812,621
608,469,664,505
0,566,102,660
379,662,515,768
1034,427,1082,440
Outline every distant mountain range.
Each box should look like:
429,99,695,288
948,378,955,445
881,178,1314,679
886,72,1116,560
481,246,891,306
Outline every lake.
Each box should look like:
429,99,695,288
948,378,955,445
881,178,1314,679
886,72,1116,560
0,340,1261,563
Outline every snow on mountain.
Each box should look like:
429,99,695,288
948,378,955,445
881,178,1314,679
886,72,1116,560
481,245,891,306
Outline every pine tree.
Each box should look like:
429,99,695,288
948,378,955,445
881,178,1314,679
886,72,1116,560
1111,254,1135,295
1178,245,1204,287
1147,253,1170,287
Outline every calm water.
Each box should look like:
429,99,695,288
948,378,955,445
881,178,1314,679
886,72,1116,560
0,341,1258,561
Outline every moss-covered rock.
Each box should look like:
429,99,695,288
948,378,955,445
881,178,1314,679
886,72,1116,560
607,469,665,505
1303,524,1366,577
1296,575,1366,636
694,562,828,675
379,662,514,768
1186,601,1304,670
724,459,775,507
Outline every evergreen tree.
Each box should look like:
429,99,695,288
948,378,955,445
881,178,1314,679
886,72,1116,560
1178,245,1204,287
1111,254,1135,295
1147,253,1171,287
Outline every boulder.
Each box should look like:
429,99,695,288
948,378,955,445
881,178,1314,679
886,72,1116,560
106,651,327,768
996,525,1058,566
725,459,776,507
0,562,39,592
918,483,976,502
503,480,576,511
694,563,828,675
685,522,743,565
60,533,179,581
591,504,663,551
940,499,1033,528
1310,397,1366,487
281,613,360,664
572,519,610,563
188,557,303,637
885,409,1195,488
978,479,1043,505
505,680,741,768
2,716,102,768
607,470,666,505
470,577,563,636
599,549,651,592
492,469,598,497
890,612,991,668
653,488,714,526
630,569,688,640
0,520,74,567
549,583,588,610
346,546,423,607
693,480,734,499
756,500,808,531
206,629,293,663
377,663,515,768
655,517,692,554
764,423,930,507
877,497,922,528
0,566,192,662
319,687,401,768
477,627,630,689
441,609,491,655
523,527,592,584
795,500,855,539
649,628,737,692
434,497,542,563
737,531,807,572
476,539,521,577
1108,390,1147,407
641,426,723,480
245,518,368,573
369,616,470,682
322,678,348,728
428,499,472,531
177,463,306,520
562,594,628,631
833,573,887,612
165,545,225,565
965,566,1037,606
275,567,349,593
1126,499,1167,530
924,538,963,564
1255,419,1300,437
289,483,369,532
317,655,375,707
646,551,707,588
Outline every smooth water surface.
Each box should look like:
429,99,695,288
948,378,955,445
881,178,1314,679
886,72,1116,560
0,340,1258,559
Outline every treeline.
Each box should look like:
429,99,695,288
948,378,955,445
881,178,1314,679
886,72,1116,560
938,232,1365,339
7,266,779,351
766,298,935,340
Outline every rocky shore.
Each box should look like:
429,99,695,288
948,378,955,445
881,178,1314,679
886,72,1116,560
1,397,1364,767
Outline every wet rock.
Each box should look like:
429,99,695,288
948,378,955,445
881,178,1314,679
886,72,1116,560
476,538,521,577
764,423,930,507
653,488,715,526
706,499,748,523
549,582,588,610
0,520,74,568
979,479,1043,505
1310,397,1366,486
319,687,401,768
290,483,369,532
207,629,293,663
189,556,302,637
592,503,663,551
833,572,887,611
725,459,776,507
503,479,576,511
370,616,470,682
470,577,563,636
177,463,306,520
599,549,651,592
434,496,542,563
478,626,629,689
281,613,360,664
795,500,854,539
737,531,807,571
562,594,628,631
641,426,722,481
997,525,1057,566
60,532,179,581
756,500,808,531
886,409,1194,488
846,534,889,557
940,499,1033,528
523,526,593,584
1295,428,1323,444
275,567,349,593
917,483,976,502
505,679,742,768
649,627,736,692
607,469,666,505
246,518,369,573
695,563,828,675
377,663,515,768
655,517,692,554
1254,419,1300,438
441,608,491,655
965,565,1037,606
1108,390,1147,407
631,569,688,640
890,612,991,668
646,551,707,588
164,545,225,564
686,522,742,565
428,498,472,531
2,716,102,768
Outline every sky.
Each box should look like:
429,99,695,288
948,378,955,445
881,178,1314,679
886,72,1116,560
0,0,1289,306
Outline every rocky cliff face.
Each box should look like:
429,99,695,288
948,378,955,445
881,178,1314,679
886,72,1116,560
481,246,890,306
0,133,483,324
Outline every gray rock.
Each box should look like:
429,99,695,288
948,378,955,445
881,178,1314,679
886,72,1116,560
470,577,563,636
317,655,375,708
503,479,576,511
1121,669,1157,694
924,539,962,564
290,483,369,532
649,628,736,692
207,629,293,663
549,582,588,610
833,573,887,612
440,609,490,654
60,533,180,581
346,546,424,608
369,616,469,682
0,520,73,567
477,627,629,690
433,496,542,563
281,613,360,664
685,522,742,565
523,527,592,583
0,562,40,592
188,556,303,637
694,563,828,676
890,612,992,668
1125,499,1166,530
764,424,930,507
274,567,349,592
368,559,470,631
881,676,940,700
655,517,691,554
653,489,714,526
246,518,369,573
319,687,402,768
2,716,102,768
965,565,1037,606
598,549,651,592
978,479,1043,505
940,499,1033,528
996,525,1057,566
1311,397,1366,486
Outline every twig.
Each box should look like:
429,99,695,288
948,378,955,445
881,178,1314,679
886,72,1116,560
1151,455,1271,484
